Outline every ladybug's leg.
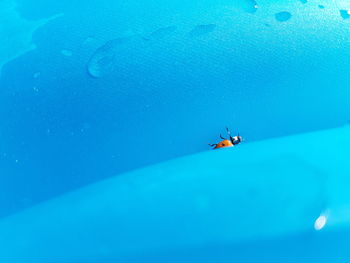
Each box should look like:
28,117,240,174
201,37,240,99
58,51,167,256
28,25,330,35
220,134,226,140
208,143,217,148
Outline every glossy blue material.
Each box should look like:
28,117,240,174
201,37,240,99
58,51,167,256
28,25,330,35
0,126,350,262
1,0,350,261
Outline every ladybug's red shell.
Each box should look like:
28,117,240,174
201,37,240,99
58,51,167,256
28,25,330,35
214,139,234,149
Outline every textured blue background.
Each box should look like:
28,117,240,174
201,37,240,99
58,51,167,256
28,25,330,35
1,0,350,218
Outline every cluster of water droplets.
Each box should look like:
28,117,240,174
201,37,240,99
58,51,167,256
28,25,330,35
86,23,218,78
86,0,350,78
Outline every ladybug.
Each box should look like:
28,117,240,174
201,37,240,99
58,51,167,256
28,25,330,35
209,127,243,149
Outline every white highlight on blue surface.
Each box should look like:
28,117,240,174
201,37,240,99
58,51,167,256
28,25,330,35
314,214,327,230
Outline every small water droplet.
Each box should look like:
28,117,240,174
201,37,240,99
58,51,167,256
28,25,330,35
33,86,39,92
61,49,73,57
87,37,133,78
241,0,259,14
299,0,307,4
275,11,292,22
318,5,325,9
340,10,350,19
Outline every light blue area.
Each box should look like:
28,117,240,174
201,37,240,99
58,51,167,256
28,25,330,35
0,126,350,262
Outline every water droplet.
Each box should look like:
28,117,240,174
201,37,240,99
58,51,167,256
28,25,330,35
61,49,73,57
189,24,217,37
87,37,133,78
33,72,41,78
241,0,259,14
148,26,177,40
299,0,307,4
275,11,292,22
33,86,39,92
340,10,350,19
318,5,325,9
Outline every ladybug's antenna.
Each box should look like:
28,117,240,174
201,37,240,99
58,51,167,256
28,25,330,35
227,127,235,144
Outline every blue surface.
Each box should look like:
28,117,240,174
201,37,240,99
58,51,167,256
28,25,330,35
0,126,350,262
1,0,350,261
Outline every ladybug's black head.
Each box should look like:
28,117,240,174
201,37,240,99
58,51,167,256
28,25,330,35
231,135,243,145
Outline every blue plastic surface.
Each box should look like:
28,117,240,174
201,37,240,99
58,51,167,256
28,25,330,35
0,126,350,262
1,0,350,261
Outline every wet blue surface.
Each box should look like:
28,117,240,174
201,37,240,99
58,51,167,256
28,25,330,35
0,0,350,223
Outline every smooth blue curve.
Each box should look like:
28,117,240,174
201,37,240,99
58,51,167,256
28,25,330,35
0,126,350,262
